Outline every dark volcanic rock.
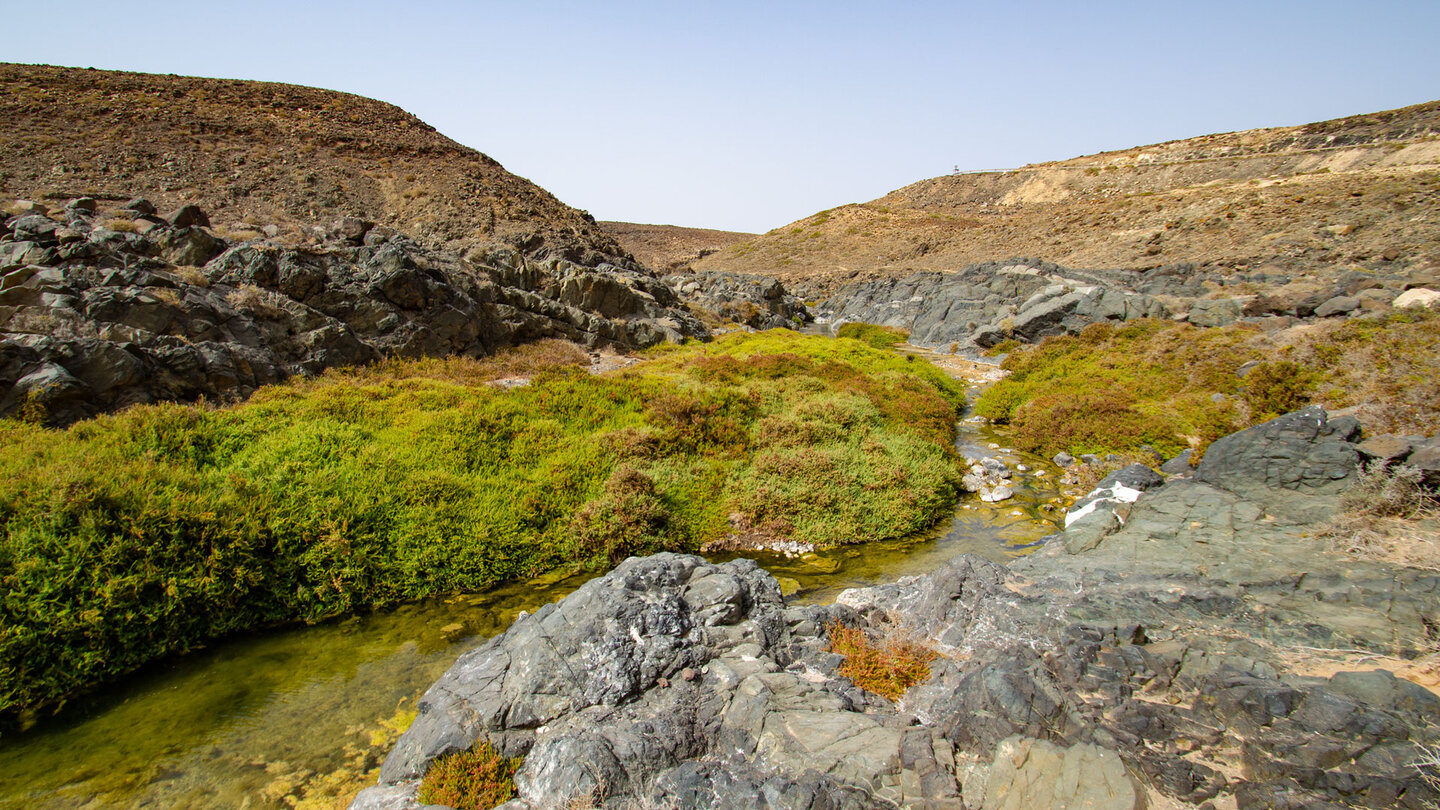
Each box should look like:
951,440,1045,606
1195,406,1360,522
0,201,707,425
814,260,1166,350
666,270,812,330
357,554,965,810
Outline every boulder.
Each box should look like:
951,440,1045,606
331,217,374,245
1407,440,1440,489
11,216,60,246
1393,287,1440,309
166,205,211,229
157,227,226,267
1355,435,1414,469
1063,464,1166,553
1194,406,1359,522
361,554,966,810
6,200,47,217
1185,298,1242,327
1314,295,1360,317
64,197,99,215
124,198,157,216
1160,449,1193,475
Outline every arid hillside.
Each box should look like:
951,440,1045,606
697,100,1440,295
0,63,635,267
598,221,753,274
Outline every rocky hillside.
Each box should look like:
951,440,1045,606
598,221,753,274
698,100,1440,297
1,197,703,425
0,63,635,268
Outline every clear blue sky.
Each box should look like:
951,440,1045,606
4,0,1439,233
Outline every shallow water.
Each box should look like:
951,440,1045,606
0,422,1065,810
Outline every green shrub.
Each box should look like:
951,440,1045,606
982,338,1020,357
835,322,910,349
973,313,1440,459
0,331,967,721
570,465,671,562
1243,360,1314,420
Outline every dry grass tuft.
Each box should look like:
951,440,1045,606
315,339,591,389
226,283,289,319
1412,743,1440,795
170,265,211,287
1321,464,1440,572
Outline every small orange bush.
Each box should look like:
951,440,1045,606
417,739,522,810
827,621,936,700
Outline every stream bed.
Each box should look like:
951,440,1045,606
0,421,1067,810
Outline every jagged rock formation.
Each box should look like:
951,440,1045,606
666,270,812,331
0,63,636,267
355,408,1440,810
697,100,1440,298
0,199,704,424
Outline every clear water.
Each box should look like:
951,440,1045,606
0,423,1065,810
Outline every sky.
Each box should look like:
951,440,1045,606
3,1,1439,233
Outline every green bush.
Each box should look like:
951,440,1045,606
0,331,966,721
1243,360,1314,420
835,322,910,349
972,313,1440,459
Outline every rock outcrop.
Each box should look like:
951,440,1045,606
666,270,812,331
355,409,1440,809
813,256,1429,352
814,260,1168,351
1,199,705,424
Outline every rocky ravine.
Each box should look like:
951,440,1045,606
0,197,704,424
353,407,1439,810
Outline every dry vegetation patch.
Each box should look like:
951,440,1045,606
827,620,937,701
1320,464,1440,573
417,739,521,810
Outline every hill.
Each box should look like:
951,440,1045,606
0,63,635,268
696,100,1440,296
597,221,753,274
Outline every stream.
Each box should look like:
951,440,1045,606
0,416,1068,810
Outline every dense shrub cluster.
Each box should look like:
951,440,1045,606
835,322,910,349
973,312,1440,459
0,331,966,721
